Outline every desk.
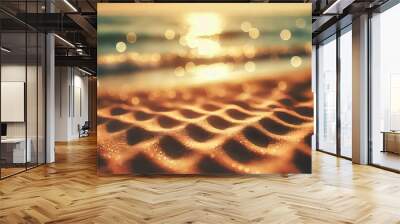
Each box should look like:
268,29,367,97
1,138,31,163
382,131,400,154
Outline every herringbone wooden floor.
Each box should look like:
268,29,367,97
1,136,400,224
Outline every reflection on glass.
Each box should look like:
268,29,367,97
371,4,400,171
38,32,46,165
0,1,47,178
27,31,38,169
318,37,337,154
340,29,352,158
1,31,27,177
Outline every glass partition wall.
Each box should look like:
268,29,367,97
339,27,352,159
0,2,46,179
0,29,27,177
370,3,400,171
316,26,352,159
317,35,337,155
316,0,400,171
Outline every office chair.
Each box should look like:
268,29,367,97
79,121,90,138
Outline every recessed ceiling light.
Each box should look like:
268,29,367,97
1,47,11,53
63,0,78,12
78,67,93,76
54,34,75,48
323,0,354,15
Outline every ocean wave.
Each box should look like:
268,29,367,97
98,28,310,45
98,44,311,75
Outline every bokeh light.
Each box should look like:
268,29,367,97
241,21,252,32
249,28,260,39
179,36,187,46
290,56,302,67
131,96,140,105
243,44,256,58
244,61,256,72
185,62,196,72
115,41,127,53
295,18,306,28
280,29,292,41
126,32,137,43
164,29,176,40
278,81,287,91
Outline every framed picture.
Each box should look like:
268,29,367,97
97,3,312,175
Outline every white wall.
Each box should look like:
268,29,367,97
55,67,69,141
55,67,89,141
1,65,26,141
72,73,89,138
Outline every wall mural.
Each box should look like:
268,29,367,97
97,3,313,175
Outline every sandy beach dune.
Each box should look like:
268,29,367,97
97,69,313,175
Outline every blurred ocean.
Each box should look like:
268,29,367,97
97,11,311,88
98,15,310,54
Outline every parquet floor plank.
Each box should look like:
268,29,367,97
0,136,399,223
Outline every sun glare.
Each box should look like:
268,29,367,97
195,39,221,57
186,13,222,37
193,63,231,82
182,13,224,58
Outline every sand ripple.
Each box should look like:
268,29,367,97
98,69,313,174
